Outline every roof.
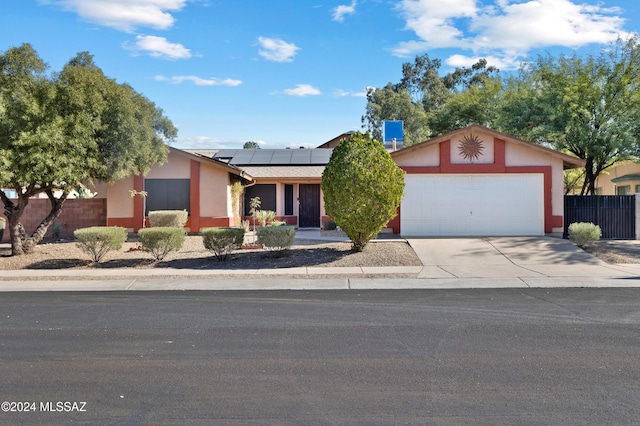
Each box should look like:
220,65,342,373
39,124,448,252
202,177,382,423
186,148,333,166
391,124,586,170
316,131,354,149
171,147,253,181
611,174,640,183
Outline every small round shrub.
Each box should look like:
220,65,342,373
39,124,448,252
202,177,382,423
148,210,188,228
568,222,602,248
257,225,295,256
202,227,244,261
74,226,127,263
138,227,185,261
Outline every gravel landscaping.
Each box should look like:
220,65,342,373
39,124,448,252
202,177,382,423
0,235,422,272
1,234,638,275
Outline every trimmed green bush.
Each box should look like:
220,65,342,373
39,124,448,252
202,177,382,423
568,222,602,247
322,219,337,231
74,226,127,263
322,131,405,252
202,227,244,261
138,227,185,261
148,210,188,228
257,225,295,255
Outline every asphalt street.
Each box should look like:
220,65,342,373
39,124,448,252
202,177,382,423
1,288,639,425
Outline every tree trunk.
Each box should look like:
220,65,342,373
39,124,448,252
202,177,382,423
1,189,69,255
581,158,597,195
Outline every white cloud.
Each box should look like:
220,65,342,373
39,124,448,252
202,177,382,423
283,84,321,96
126,35,191,60
332,89,367,98
394,0,631,68
333,0,357,22
257,37,300,62
41,0,187,32
155,75,242,86
445,54,516,71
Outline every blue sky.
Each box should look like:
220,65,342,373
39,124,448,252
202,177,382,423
2,0,639,148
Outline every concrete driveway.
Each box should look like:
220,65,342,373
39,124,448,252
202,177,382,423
407,237,638,279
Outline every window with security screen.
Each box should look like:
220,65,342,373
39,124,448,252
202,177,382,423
144,179,190,216
244,184,276,216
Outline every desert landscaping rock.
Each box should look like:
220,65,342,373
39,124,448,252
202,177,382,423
0,236,422,271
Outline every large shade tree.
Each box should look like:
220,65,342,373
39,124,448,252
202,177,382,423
362,54,499,144
497,37,640,194
0,44,176,255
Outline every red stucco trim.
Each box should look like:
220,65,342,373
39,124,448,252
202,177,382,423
198,217,232,229
190,160,201,232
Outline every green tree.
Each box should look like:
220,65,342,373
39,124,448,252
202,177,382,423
243,141,260,149
361,84,430,146
498,37,640,194
321,132,405,252
428,77,503,136
362,54,499,143
0,44,176,255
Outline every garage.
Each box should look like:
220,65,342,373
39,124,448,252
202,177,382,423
401,173,545,237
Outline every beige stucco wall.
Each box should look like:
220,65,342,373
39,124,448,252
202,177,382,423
146,153,191,179
393,143,439,167
595,162,640,195
200,163,230,217
107,175,135,218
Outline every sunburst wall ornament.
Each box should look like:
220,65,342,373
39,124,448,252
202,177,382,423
458,133,484,161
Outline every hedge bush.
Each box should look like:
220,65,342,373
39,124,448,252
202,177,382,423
257,225,295,255
138,227,185,261
148,210,188,228
202,227,244,261
568,222,602,248
74,226,127,263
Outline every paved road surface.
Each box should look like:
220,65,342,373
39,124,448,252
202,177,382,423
1,289,639,424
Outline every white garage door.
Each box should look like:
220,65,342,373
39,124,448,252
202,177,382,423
401,174,544,237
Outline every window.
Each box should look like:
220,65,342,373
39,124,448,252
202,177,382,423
616,185,631,195
244,184,276,215
635,185,640,193
144,179,190,215
2,189,17,199
284,184,294,215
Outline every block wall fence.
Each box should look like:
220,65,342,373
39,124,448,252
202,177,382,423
1,199,107,243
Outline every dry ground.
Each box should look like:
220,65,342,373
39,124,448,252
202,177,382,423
0,235,421,271
1,235,638,273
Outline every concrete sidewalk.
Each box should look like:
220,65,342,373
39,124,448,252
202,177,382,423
1,235,640,291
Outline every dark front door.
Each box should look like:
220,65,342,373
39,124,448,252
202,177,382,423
299,184,320,228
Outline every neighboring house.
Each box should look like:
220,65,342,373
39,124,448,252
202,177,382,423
104,147,252,232
316,131,354,149
594,162,640,195
100,125,584,237
391,125,584,236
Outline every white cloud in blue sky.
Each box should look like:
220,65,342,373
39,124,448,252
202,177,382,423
257,37,300,62
154,75,242,86
124,35,191,60
394,0,633,67
40,0,187,32
18,0,640,148
333,1,357,22
282,84,322,97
